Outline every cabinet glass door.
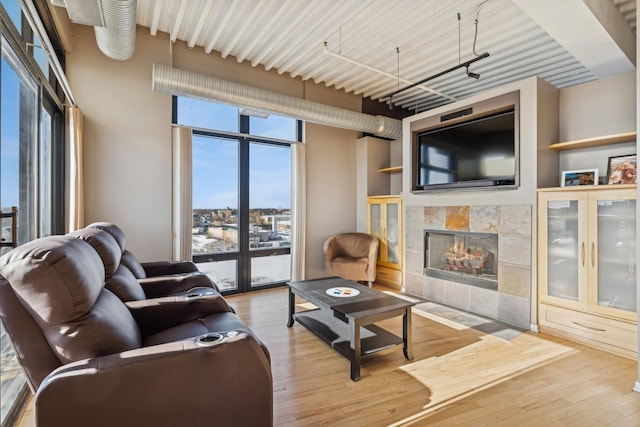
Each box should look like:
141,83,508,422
546,199,580,301
386,202,399,264
596,198,636,312
369,202,382,261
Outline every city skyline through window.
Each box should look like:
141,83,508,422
177,98,297,292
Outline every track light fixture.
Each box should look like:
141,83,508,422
384,0,492,108
466,66,480,79
382,52,489,104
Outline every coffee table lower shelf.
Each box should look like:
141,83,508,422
294,308,404,364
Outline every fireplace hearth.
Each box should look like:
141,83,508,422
424,230,498,290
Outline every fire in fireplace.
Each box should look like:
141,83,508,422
424,230,498,290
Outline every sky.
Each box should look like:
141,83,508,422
1,0,22,209
1,56,23,208
0,0,49,211
180,98,294,210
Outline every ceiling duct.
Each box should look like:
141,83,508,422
152,64,402,140
94,0,136,61
50,0,104,26
52,0,136,60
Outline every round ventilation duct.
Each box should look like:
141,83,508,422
152,64,402,140
95,0,137,61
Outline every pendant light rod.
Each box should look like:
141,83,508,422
383,52,489,103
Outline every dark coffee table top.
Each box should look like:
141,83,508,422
288,277,414,319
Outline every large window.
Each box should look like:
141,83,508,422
177,99,299,293
0,1,65,425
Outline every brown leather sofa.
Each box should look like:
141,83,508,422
323,232,379,287
0,234,272,427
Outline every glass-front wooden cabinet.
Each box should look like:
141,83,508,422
367,196,402,289
537,185,637,357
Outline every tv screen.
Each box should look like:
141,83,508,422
415,108,517,191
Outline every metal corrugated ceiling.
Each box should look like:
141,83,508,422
136,0,635,113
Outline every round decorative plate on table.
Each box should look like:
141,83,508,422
325,287,360,297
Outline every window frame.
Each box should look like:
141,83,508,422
0,1,66,425
175,98,301,294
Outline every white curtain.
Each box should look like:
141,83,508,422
172,126,193,261
67,106,84,232
290,142,306,281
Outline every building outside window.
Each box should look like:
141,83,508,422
176,98,300,293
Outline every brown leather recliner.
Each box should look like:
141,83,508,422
323,232,379,287
70,227,217,300
0,235,273,427
86,221,205,281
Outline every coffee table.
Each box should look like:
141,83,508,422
287,276,414,381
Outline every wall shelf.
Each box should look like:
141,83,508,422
549,131,636,151
378,166,403,173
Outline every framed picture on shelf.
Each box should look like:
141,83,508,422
561,169,598,187
606,154,637,184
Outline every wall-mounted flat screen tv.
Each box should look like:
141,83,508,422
414,107,517,191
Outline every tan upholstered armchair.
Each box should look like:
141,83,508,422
323,232,379,287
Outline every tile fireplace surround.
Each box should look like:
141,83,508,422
404,205,532,329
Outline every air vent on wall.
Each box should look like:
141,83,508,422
441,108,473,122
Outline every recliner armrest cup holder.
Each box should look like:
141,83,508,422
195,332,224,347
186,286,216,298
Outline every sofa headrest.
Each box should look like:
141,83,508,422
105,265,147,302
69,228,122,278
87,222,126,253
0,235,105,325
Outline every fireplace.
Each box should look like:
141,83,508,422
424,230,498,290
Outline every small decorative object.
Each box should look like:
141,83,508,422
325,287,360,297
607,154,637,184
561,169,598,187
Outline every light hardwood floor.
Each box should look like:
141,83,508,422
16,285,640,426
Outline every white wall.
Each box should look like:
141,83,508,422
356,136,390,232
68,25,172,260
559,71,635,143
390,139,403,195
305,122,358,278
68,26,360,270
558,71,636,179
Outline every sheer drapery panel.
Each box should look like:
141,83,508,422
67,106,84,231
291,142,306,281
172,125,193,261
